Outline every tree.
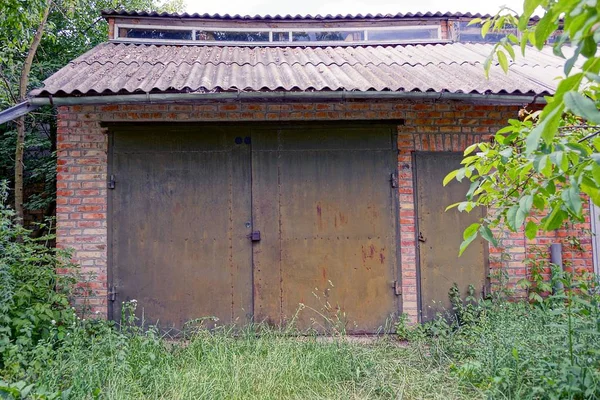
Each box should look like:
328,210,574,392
0,0,184,225
445,0,600,253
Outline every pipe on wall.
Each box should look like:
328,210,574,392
550,243,564,293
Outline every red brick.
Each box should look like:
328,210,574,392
55,101,592,321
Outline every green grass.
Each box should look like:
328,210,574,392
29,326,481,400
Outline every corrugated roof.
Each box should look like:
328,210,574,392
102,10,496,21
31,42,568,97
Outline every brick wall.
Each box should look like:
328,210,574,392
56,100,595,321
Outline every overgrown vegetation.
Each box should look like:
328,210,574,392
0,0,185,223
444,0,600,253
397,270,600,399
1,181,599,399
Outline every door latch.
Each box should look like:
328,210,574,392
248,231,261,242
418,232,426,243
392,280,402,296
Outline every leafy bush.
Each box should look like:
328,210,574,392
401,275,600,399
0,183,78,379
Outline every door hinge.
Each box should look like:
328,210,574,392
108,174,116,189
393,280,402,296
390,172,398,188
108,285,117,302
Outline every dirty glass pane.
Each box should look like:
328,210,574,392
272,32,290,42
120,28,192,40
292,31,364,42
367,28,439,42
457,21,517,43
196,31,270,42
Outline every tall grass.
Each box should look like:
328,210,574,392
26,323,480,400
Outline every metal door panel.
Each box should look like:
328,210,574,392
250,128,283,325
110,126,252,329
252,126,399,333
414,152,487,322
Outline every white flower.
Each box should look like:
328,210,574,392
131,299,137,303
51,320,56,325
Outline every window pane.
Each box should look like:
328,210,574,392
196,31,269,42
292,31,364,42
272,32,289,42
120,28,192,40
367,28,439,41
458,21,517,43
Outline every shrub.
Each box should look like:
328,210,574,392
403,275,600,399
0,183,78,379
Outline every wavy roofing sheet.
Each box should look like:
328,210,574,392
31,42,567,97
101,10,496,20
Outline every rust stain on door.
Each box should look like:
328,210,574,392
252,125,400,333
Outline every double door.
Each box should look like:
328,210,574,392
109,123,400,333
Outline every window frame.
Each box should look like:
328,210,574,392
113,23,443,45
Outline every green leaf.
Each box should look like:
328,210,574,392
443,169,459,186
525,221,538,240
543,206,567,230
534,10,558,50
519,0,543,30
459,230,479,256
526,102,563,154
503,42,516,60
581,36,597,58
562,185,582,215
479,225,498,247
563,91,600,124
463,222,480,240
482,19,492,38
506,204,527,230
519,195,533,214
582,183,600,207
497,50,509,73
520,32,528,56
592,164,600,186
533,193,545,210
463,143,478,156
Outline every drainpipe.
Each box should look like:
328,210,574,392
550,243,564,293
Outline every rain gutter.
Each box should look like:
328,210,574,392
1,91,545,125
28,91,545,106
0,101,41,125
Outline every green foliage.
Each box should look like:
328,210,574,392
398,274,600,399
0,182,79,379
447,112,599,249
449,0,600,251
0,0,185,214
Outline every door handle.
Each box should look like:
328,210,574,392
247,231,261,242
418,232,426,243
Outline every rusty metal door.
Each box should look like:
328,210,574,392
414,152,488,322
251,125,400,333
109,125,253,329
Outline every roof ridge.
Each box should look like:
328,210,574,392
101,9,497,20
